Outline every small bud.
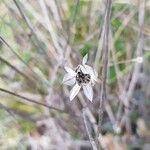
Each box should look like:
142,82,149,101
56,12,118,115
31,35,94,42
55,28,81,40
132,56,143,63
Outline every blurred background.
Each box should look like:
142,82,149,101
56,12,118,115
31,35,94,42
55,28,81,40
0,0,150,149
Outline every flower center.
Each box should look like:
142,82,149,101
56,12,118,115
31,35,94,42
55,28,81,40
76,71,91,85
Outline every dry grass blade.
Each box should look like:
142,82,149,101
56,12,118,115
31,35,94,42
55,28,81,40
82,108,98,150
0,56,34,84
97,0,112,142
0,36,50,87
0,88,65,113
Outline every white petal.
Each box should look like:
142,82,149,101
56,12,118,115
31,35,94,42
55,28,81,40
70,84,81,101
84,65,92,73
83,84,93,102
84,65,98,82
91,69,98,82
81,64,93,74
62,73,76,86
64,67,76,76
80,65,88,74
82,54,88,65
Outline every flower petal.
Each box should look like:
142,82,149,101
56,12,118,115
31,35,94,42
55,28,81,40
62,73,76,86
70,84,81,101
85,64,93,73
83,84,93,102
84,65,98,82
82,54,88,65
80,65,88,74
93,69,98,78
64,67,76,76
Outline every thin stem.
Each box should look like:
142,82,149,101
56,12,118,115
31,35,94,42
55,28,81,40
0,35,50,87
97,0,112,144
0,88,65,113
82,108,98,150
0,56,34,83
121,0,145,134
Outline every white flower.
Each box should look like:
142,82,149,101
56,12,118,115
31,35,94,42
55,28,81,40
63,54,98,102
132,56,143,64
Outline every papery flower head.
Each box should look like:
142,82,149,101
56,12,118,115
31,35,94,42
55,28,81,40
63,54,98,102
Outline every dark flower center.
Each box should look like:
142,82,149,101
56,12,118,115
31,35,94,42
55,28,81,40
76,71,91,85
